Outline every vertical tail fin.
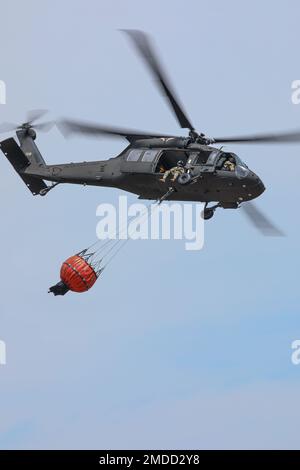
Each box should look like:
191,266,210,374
0,137,48,195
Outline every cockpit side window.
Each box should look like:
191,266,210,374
216,155,227,169
196,150,212,164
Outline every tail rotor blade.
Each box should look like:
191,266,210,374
0,110,53,135
26,109,49,125
34,121,55,132
0,122,18,134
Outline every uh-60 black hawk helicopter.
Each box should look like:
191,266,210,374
1,30,300,235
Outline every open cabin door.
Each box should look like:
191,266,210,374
153,149,190,173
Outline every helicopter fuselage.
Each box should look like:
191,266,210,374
24,136,265,205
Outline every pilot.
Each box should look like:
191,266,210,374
160,160,185,183
223,155,236,172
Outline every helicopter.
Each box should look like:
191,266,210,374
1,30,300,235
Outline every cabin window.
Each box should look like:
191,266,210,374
142,149,158,162
127,149,144,161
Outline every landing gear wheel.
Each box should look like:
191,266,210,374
201,208,214,220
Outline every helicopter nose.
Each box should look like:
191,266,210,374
243,172,265,200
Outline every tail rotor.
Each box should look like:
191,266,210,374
0,109,55,136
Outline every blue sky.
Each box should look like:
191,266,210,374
0,0,300,449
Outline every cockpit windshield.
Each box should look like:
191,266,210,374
212,151,248,174
233,154,248,168
230,153,250,178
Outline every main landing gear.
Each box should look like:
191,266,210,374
201,202,239,220
201,203,220,220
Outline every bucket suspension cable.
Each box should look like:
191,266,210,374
49,200,160,296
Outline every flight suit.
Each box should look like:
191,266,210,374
160,166,185,183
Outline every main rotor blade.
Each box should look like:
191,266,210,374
58,119,176,142
241,202,285,236
214,129,300,144
122,29,195,132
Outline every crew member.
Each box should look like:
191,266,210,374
223,155,236,172
160,160,185,183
